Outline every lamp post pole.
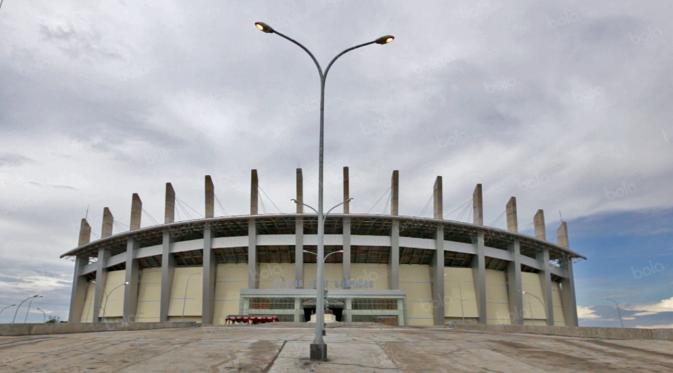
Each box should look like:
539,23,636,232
254,21,393,361
100,281,129,322
606,299,625,328
12,295,39,324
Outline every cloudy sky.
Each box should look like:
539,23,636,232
1,1,672,326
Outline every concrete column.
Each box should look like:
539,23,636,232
506,197,518,233
68,255,88,323
250,169,258,215
431,176,445,325
205,175,214,218
558,222,578,326
92,248,110,323
249,169,258,289
389,170,400,289
295,168,304,288
130,194,142,231
342,167,351,289
248,218,257,288
397,299,405,326
507,240,523,325
472,232,487,324
123,238,139,322
432,224,445,325
159,230,174,322
101,207,113,238
537,248,554,326
473,184,483,225
165,183,175,224
534,209,546,240
345,298,353,322
343,167,350,214
294,298,302,322
561,256,578,327
433,176,443,219
202,225,215,324
78,219,91,247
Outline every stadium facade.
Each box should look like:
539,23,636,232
62,168,583,327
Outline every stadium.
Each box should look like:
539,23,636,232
62,167,582,327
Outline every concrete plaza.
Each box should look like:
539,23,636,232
1,325,672,372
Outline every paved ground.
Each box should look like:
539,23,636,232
1,324,673,372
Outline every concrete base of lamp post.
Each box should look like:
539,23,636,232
310,342,327,361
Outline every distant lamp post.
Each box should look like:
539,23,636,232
0,304,16,318
101,281,129,321
12,295,40,324
255,21,393,360
606,298,625,328
181,273,201,317
36,307,47,323
23,295,43,323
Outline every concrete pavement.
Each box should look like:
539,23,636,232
1,325,673,372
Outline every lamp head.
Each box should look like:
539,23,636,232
254,22,274,33
375,35,395,45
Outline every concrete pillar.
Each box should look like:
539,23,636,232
250,169,258,215
397,299,405,326
342,167,351,289
248,218,257,288
123,238,139,322
507,240,523,325
78,219,91,246
295,168,304,288
92,248,110,323
294,298,302,322
130,194,142,231
433,176,443,219
473,184,483,225
431,176,445,325
68,255,88,323
389,170,400,289
249,169,258,289
506,197,518,233
561,256,579,327
202,225,215,324
472,232,487,324
165,183,175,224
345,298,353,322
343,167,350,214
205,175,214,218
537,248,554,326
557,221,569,249
159,230,174,322
558,222,578,326
534,209,546,240
101,207,113,238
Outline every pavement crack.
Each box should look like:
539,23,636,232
263,339,286,372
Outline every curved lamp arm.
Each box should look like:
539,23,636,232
324,41,376,78
291,199,319,215
272,30,324,78
324,198,354,218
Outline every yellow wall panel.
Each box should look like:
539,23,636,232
79,281,96,323
522,272,546,321
136,268,161,322
485,270,511,325
552,281,566,326
304,263,343,289
444,267,478,318
259,263,295,289
168,267,203,317
213,263,247,324
99,270,125,318
400,264,433,326
351,263,389,290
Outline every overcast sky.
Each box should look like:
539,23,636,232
1,1,672,326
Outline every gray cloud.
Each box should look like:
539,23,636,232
0,0,672,321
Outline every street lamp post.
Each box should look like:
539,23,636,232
12,295,40,324
255,21,393,361
36,307,47,323
522,291,545,321
101,281,129,322
606,298,625,328
181,272,200,317
0,304,16,320
23,295,43,323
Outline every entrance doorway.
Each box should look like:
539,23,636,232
301,299,344,322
